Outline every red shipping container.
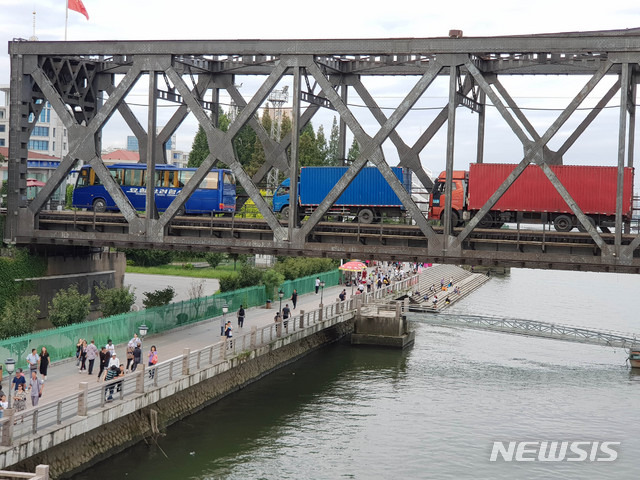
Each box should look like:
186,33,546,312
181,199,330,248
468,163,634,217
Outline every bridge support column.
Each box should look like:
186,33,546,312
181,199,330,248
351,302,415,348
1,409,14,446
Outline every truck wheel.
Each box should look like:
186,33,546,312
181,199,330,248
280,206,290,220
93,198,107,213
477,213,494,228
577,216,596,232
553,215,573,232
358,209,374,224
441,210,460,227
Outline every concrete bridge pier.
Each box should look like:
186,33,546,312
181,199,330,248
351,300,415,348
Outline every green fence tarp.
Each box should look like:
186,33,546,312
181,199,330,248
0,270,339,369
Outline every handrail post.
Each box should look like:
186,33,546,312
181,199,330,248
250,325,257,349
32,409,38,434
136,364,146,393
319,304,324,322
299,309,305,329
1,409,14,446
182,348,190,376
35,465,50,480
78,382,89,416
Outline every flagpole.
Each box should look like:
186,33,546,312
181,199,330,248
65,0,68,41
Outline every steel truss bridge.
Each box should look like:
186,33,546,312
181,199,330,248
5,30,640,273
409,311,640,349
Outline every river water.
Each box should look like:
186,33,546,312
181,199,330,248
71,268,640,479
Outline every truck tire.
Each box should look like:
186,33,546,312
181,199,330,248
477,213,494,228
280,206,290,220
441,210,460,228
358,208,374,224
553,214,573,232
93,198,107,213
576,215,596,233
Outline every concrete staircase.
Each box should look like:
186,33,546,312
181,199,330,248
409,264,490,312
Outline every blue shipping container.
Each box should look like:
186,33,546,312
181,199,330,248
298,166,409,207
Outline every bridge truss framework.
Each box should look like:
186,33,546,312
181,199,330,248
5,30,640,272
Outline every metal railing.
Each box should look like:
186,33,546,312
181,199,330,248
0,274,417,450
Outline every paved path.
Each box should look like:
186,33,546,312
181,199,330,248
4,284,349,408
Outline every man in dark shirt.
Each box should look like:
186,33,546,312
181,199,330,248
104,365,124,402
12,369,26,391
282,304,291,328
98,347,111,381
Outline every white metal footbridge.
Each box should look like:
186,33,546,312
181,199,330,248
408,312,640,349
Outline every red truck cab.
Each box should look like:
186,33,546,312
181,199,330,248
428,170,468,227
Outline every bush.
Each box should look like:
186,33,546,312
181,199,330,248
218,273,240,292
142,286,176,309
95,284,136,317
120,248,175,267
0,295,40,339
274,257,338,280
238,264,263,288
48,284,91,327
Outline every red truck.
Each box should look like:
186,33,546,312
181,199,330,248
428,163,634,232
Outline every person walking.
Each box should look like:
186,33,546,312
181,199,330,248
237,305,245,328
75,338,84,367
13,383,27,414
26,348,39,375
28,371,44,407
315,277,320,294
148,346,158,379
97,347,110,382
79,340,88,372
125,340,135,371
12,368,26,392
282,304,291,329
291,289,298,309
131,344,142,372
224,321,233,348
105,339,115,357
39,347,50,381
86,340,99,376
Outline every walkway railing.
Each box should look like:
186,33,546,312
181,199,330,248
0,274,417,450
0,465,49,479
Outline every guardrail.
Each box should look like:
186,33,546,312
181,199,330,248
0,274,417,450
0,465,49,479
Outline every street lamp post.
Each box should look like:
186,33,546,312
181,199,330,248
221,304,228,336
278,289,284,315
138,324,148,342
5,358,15,408
320,280,326,305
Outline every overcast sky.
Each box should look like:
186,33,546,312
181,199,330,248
2,0,640,177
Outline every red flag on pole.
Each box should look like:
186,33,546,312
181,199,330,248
68,0,89,20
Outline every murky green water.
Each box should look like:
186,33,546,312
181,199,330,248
71,269,640,479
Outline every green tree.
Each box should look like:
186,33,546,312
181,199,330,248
0,295,40,339
280,113,292,143
229,253,249,271
205,252,224,268
234,123,258,169
299,123,323,166
218,273,240,292
95,284,135,317
188,124,209,168
262,269,285,301
328,116,341,165
65,184,74,208
48,284,91,327
347,138,360,163
316,124,329,165
238,264,263,288
142,286,175,309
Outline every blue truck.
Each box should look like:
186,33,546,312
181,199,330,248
272,166,412,223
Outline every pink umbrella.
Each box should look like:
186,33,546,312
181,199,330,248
27,178,46,187
339,261,367,272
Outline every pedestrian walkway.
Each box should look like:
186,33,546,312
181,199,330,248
2,284,349,408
